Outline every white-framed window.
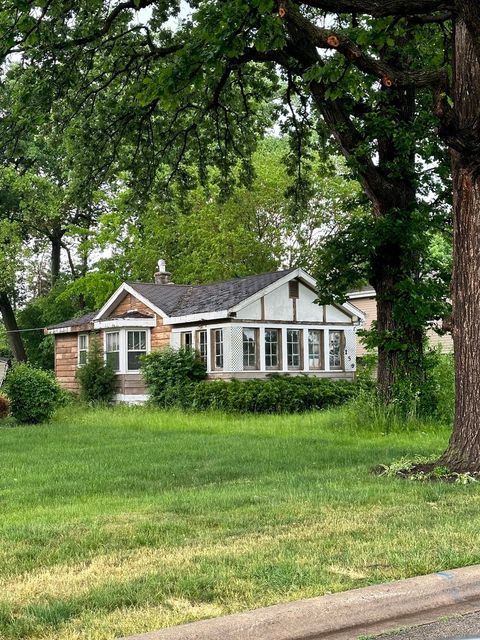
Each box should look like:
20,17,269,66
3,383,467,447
181,331,193,349
265,328,280,369
127,330,147,371
242,328,258,370
212,329,224,370
105,331,120,371
287,329,302,370
197,330,207,364
329,330,344,370
308,329,323,370
78,334,89,366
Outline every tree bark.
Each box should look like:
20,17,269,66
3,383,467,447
50,226,64,286
0,292,27,362
440,3,480,471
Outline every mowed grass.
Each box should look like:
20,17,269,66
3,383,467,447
0,406,479,640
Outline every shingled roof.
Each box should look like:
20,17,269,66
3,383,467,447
128,268,296,317
46,269,298,331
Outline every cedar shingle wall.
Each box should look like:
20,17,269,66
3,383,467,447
108,292,171,350
55,334,80,392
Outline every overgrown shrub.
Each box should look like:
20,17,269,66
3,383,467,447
141,347,207,408
76,335,117,403
0,393,10,418
192,375,359,414
4,363,60,423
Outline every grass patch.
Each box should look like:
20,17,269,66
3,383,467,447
0,405,478,639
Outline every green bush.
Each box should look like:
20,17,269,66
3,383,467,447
76,335,117,403
141,347,207,408
4,363,60,423
192,375,359,414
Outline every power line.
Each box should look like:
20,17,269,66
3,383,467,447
4,327,47,334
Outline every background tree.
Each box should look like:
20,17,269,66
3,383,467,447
2,1,480,471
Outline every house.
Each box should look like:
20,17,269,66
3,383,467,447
347,286,453,356
46,262,365,402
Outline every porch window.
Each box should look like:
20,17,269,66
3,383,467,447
78,334,88,366
243,328,258,370
105,331,120,371
197,330,207,364
308,330,323,370
329,330,344,370
127,330,147,371
287,329,302,369
212,329,224,369
181,331,193,349
265,328,280,369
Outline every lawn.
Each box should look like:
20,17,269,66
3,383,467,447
1,405,479,640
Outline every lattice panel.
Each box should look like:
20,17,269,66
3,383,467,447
344,328,357,371
229,325,244,372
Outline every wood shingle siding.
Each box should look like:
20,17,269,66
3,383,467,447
108,292,171,350
55,334,80,392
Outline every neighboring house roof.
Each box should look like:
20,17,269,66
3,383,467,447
46,267,365,333
347,285,376,299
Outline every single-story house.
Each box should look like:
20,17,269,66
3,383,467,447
347,286,453,356
46,262,365,402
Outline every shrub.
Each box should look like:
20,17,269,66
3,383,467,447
192,375,359,414
76,335,117,403
141,347,207,408
0,393,10,418
4,363,60,423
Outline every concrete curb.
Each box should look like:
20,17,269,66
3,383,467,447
119,565,480,640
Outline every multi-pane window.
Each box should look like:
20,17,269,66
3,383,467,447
308,330,323,370
329,330,344,370
78,334,88,366
181,331,193,349
105,332,120,371
127,330,147,371
287,329,302,369
265,328,280,369
212,329,223,369
242,328,258,370
197,330,207,365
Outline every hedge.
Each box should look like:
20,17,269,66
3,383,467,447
190,375,360,414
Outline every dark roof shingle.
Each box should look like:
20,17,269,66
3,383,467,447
128,269,296,317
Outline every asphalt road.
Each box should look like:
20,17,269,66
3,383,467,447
374,610,480,640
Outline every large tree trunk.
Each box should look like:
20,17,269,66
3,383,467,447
440,3,480,471
50,226,64,286
0,292,27,362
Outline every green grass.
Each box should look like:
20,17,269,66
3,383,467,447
0,405,479,639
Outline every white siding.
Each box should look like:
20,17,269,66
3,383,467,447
263,282,293,320
296,284,324,321
236,299,262,320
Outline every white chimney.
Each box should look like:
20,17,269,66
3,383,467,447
154,259,172,285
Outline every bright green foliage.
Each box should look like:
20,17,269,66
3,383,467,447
192,376,362,413
76,335,117,404
141,347,207,408
4,363,60,424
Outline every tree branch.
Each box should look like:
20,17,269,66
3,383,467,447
295,0,452,17
286,7,447,88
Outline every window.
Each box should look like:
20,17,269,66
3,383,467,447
289,280,299,299
287,329,302,369
212,329,223,369
78,334,88,366
127,330,147,371
329,330,344,370
197,330,207,365
181,331,193,349
242,328,258,370
265,328,280,369
308,330,323,370
105,332,120,371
